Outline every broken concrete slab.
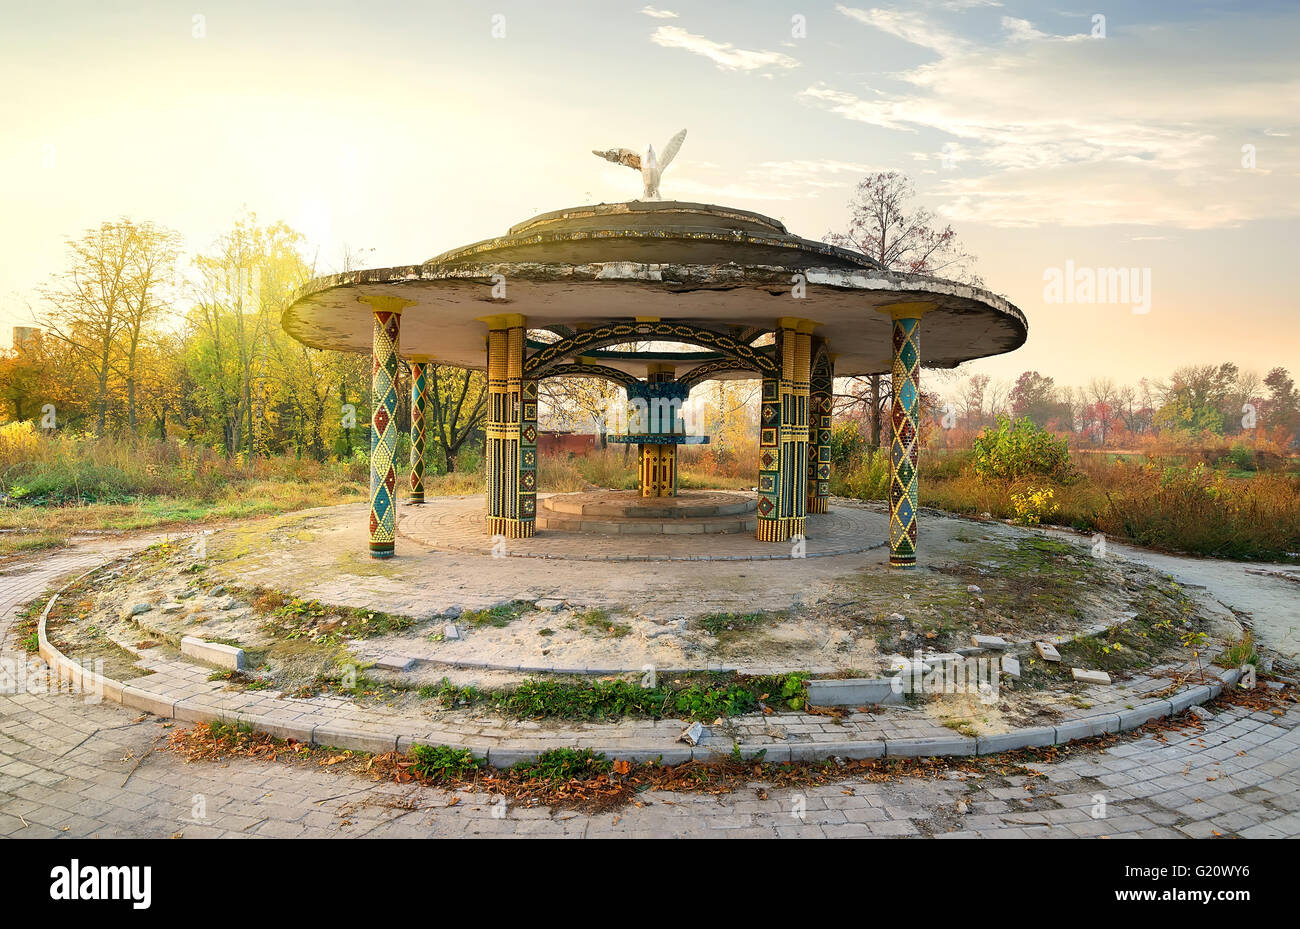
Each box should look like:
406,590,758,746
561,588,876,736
923,652,962,668
807,677,903,707
1035,641,1062,662
1071,667,1111,685
1001,656,1021,680
679,721,705,745
179,636,245,671
970,634,1009,650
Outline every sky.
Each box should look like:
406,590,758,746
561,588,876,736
1,0,1297,392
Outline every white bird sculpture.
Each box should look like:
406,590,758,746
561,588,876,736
592,129,687,201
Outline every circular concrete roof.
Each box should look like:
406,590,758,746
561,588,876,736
282,201,1027,380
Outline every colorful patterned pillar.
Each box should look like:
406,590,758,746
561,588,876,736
808,346,833,514
408,358,428,504
885,305,927,568
639,443,677,496
360,295,415,558
757,319,814,542
484,315,536,538
638,364,678,498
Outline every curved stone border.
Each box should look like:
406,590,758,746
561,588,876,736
36,563,1246,766
371,653,842,678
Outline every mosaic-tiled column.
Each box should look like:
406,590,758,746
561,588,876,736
886,306,926,568
408,357,429,504
638,365,679,497
360,295,415,558
757,319,813,542
639,444,677,497
485,315,536,538
808,347,833,514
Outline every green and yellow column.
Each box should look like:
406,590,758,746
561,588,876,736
808,346,833,515
757,318,815,542
483,314,536,538
408,356,429,504
882,304,928,568
361,295,415,558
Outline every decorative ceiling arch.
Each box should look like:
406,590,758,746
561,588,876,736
525,320,777,378
678,359,767,389
536,362,640,389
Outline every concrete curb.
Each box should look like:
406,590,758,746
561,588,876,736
34,570,1247,767
374,654,842,678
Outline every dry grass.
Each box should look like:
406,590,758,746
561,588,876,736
0,425,476,557
893,449,1300,561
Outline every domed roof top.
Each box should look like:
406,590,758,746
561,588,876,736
282,200,1026,380
425,201,886,273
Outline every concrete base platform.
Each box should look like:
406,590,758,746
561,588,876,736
537,490,757,534
401,495,885,560
541,490,756,519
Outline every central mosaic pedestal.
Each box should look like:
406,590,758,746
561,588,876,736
536,490,756,535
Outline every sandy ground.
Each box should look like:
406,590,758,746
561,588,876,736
52,502,1230,685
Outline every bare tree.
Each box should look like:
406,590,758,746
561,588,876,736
427,366,487,471
825,171,983,447
825,171,982,285
116,221,182,433
39,221,138,435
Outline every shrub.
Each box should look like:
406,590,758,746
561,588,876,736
1009,486,1059,525
971,416,1073,483
839,447,891,500
512,747,611,781
409,744,483,780
1221,443,1256,472
829,421,866,473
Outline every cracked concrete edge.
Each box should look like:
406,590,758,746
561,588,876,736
395,532,888,562
33,575,1248,766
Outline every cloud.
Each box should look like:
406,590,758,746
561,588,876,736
834,5,967,56
650,26,799,71
799,85,916,132
801,7,1300,227
931,160,1291,229
756,159,881,187
672,159,882,202
639,6,678,18
1000,16,1046,42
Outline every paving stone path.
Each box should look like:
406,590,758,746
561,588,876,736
3,540,1298,838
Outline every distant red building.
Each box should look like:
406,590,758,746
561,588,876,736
539,431,598,455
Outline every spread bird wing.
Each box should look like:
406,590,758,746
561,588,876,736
592,147,642,170
657,130,687,171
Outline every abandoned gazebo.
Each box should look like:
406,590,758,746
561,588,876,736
282,200,1026,567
